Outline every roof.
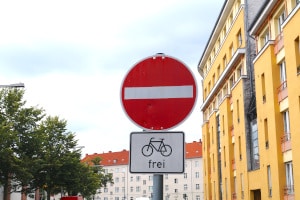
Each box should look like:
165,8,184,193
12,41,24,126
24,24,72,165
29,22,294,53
81,140,202,166
81,149,129,166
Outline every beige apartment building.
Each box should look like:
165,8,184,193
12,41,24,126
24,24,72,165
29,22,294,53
82,140,203,200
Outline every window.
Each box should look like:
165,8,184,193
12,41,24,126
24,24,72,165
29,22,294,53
115,187,119,193
237,30,242,47
195,160,199,167
136,186,140,192
104,188,108,193
130,176,133,182
277,9,286,34
261,73,266,103
196,195,200,200
174,178,178,183
260,27,270,47
237,99,240,122
238,136,242,160
230,43,234,58
264,119,269,148
165,185,169,191
143,180,146,185
283,110,291,141
223,55,227,69
136,176,140,182
195,172,200,178
237,64,242,79
267,165,272,197
240,173,244,198
115,177,119,183
295,37,300,74
250,119,260,170
184,173,187,179
130,187,133,192
148,186,153,192
196,184,200,190
184,184,188,191
279,60,287,88
285,162,294,194
175,189,178,193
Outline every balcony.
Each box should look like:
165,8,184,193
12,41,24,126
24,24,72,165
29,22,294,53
277,81,288,102
284,185,294,200
281,133,292,152
231,159,236,170
230,125,234,136
232,192,237,200
274,32,284,54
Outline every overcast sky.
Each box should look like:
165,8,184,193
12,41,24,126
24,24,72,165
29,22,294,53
0,0,223,156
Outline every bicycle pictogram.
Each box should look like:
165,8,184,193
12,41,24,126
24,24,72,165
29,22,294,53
141,137,172,157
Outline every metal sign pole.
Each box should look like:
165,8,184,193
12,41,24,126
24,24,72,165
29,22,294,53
153,174,163,200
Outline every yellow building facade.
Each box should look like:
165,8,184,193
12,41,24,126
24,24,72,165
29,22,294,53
198,0,299,200
249,0,300,199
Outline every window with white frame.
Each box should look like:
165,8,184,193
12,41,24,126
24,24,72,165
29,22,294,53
184,173,187,179
279,60,287,88
277,9,286,34
285,162,294,194
283,110,291,141
165,185,169,191
136,186,140,192
267,165,272,197
195,172,200,178
196,184,200,190
136,176,140,182
250,119,260,170
260,27,270,47
184,184,188,191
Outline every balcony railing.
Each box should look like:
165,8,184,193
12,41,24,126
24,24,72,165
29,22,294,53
274,32,284,54
232,192,237,200
281,133,292,152
284,185,295,200
277,81,288,102
230,125,234,136
231,159,236,170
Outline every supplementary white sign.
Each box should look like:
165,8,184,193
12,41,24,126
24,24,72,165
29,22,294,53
130,132,185,173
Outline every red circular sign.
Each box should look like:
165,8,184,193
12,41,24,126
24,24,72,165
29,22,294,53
121,54,197,131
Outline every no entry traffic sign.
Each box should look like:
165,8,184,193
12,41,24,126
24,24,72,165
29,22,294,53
121,54,197,131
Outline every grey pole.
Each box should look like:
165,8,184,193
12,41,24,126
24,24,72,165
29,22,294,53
153,174,163,200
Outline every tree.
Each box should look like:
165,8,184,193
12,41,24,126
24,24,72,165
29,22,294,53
0,88,112,200
0,88,44,200
33,116,78,200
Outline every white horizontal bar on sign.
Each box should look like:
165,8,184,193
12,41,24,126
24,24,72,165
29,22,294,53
124,85,193,100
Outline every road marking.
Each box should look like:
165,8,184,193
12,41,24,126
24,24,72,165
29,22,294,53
124,85,193,100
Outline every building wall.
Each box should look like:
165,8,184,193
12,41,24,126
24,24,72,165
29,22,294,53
82,141,203,200
199,0,252,200
250,1,300,200
95,158,203,200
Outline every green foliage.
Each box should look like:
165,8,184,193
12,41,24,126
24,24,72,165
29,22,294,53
0,88,112,200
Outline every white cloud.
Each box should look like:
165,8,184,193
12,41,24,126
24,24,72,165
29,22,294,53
0,0,222,156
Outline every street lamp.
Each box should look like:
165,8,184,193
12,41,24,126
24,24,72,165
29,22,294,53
0,83,25,88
